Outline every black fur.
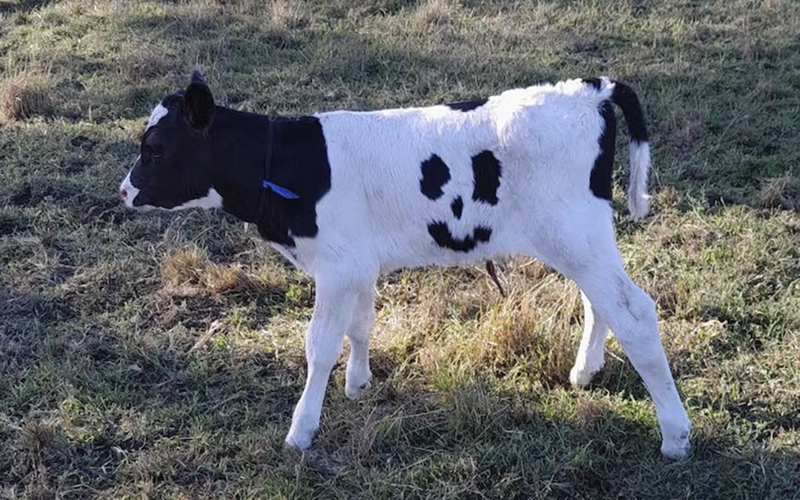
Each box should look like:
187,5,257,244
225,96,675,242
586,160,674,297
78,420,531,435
471,150,502,205
611,81,649,143
257,116,332,245
427,222,492,252
450,196,463,219
127,82,331,248
582,77,602,90
419,154,451,200
589,101,616,202
444,99,488,112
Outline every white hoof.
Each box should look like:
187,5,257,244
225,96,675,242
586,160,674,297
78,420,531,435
284,420,317,450
284,430,313,450
661,429,692,459
345,377,372,400
569,364,601,388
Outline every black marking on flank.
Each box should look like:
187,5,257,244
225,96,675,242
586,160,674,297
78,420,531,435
583,77,603,90
420,154,451,200
428,222,492,253
450,196,463,219
471,150,502,205
589,101,616,202
445,98,488,112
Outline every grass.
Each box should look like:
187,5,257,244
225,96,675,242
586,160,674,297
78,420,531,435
1,0,799,498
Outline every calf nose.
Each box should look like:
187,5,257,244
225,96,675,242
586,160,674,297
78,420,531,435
120,188,128,199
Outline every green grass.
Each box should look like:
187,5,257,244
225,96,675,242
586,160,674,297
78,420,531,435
1,0,799,498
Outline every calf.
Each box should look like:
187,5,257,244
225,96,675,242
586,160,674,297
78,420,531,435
120,72,691,458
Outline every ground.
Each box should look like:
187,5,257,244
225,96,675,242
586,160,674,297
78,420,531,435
1,0,799,498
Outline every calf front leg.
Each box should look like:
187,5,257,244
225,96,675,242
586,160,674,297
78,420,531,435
285,274,366,449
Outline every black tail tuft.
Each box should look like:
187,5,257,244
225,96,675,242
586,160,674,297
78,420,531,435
610,82,649,144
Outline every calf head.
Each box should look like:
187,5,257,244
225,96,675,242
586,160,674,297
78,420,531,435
119,71,221,211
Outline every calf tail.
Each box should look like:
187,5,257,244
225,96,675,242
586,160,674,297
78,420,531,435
609,81,651,219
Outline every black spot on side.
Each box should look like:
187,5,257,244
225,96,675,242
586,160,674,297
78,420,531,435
450,196,463,219
471,151,502,205
444,98,488,112
420,154,451,200
473,226,492,242
582,77,602,90
590,101,616,201
427,222,492,253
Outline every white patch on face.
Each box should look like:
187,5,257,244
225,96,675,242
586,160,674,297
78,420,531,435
119,167,140,208
169,188,223,211
146,103,169,131
119,103,168,208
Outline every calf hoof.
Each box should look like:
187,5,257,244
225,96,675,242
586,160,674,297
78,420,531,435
345,379,372,400
569,364,601,388
284,423,317,450
661,432,692,460
285,432,313,450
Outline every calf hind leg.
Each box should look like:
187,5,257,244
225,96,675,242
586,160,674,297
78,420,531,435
578,269,691,458
570,291,609,388
534,221,691,458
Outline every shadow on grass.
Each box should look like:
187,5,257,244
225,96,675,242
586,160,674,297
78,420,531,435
0,0,50,14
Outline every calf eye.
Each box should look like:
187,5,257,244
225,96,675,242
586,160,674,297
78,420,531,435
142,145,164,162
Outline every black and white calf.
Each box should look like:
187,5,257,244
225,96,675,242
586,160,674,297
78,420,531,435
120,72,691,458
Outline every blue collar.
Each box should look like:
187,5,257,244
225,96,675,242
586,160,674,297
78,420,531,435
262,180,299,199
261,118,299,200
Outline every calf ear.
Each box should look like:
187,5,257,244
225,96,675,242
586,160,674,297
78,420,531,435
184,71,215,133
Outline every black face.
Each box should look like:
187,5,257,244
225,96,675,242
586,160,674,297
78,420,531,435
120,72,219,211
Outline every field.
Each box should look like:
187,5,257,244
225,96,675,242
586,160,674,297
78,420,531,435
1,0,799,498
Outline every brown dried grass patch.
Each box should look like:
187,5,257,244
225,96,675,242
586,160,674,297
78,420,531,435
412,0,460,26
760,173,800,211
0,72,53,122
160,246,285,297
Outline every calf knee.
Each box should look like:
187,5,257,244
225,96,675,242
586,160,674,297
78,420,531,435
616,278,657,323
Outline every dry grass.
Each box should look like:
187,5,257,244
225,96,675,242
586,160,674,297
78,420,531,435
268,0,309,30
760,172,800,210
0,72,52,122
410,0,461,31
118,47,175,84
161,245,291,297
410,270,580,386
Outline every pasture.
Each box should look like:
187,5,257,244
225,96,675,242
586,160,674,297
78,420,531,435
1,0,799,498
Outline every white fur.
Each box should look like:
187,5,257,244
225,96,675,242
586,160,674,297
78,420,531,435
119,169,139,209
628,141,651,219
146,104,169,131
570,291,609,387
171,189,223,210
